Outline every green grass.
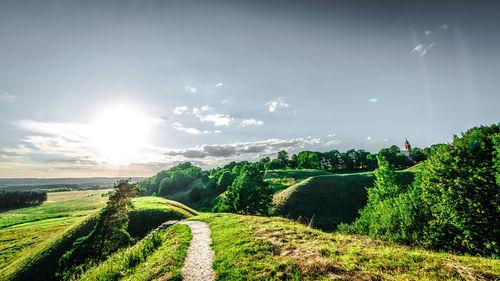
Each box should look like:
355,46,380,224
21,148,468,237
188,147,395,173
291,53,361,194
78,224,191,281
273,171,414,231
127,196,199,238
0,190,108,279
265,169,333,180
194,213,500,280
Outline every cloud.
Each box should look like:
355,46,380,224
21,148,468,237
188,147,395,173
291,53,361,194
175,105,232,126
199,113,232,126
11,119,168,166
172,122,221,135
412,43,434,56
325,140,341,146
0,90,16,102
185,85,197,93
266,98,289,112
165,137,321,159
173,106,188,115
424,24,449,36
366,136,372,141
384,138,389,142
172,122,201,134
215,82,224,88
412,43,435,56
368,98,379,103
239,119,264,127
326,133,336,137
148,117,165,125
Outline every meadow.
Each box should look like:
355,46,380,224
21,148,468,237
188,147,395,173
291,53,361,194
0,190,108,280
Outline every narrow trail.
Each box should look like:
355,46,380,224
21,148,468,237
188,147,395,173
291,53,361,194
158,220,215,281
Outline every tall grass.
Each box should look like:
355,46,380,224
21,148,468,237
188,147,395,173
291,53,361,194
78,224,191,281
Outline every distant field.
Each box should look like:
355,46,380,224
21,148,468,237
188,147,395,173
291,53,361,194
0,177,146,191
0,190,108,277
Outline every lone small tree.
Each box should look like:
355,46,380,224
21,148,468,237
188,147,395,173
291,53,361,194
57,179,138,278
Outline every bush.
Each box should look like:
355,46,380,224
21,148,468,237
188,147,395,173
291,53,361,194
417,124,500,256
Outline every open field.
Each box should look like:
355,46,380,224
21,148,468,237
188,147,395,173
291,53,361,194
195,213,500,280
0,190,108,280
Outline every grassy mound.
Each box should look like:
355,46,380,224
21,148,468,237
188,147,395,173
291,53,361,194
128,197,198,238
195,213,500,280
0,190,108,281
78,224,191,281
273,171,414,231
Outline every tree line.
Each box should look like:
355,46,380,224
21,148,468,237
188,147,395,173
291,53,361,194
0,190,47,209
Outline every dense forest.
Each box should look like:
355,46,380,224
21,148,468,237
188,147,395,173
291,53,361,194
0,190,47,209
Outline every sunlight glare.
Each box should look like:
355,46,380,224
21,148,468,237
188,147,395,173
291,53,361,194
90,105,150,165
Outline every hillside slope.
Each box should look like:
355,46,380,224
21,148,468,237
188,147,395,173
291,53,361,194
196,213,500,280
273,171,414,231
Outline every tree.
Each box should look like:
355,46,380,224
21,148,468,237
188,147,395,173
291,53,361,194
289,154,298,169
217,170,234,191
410,147,426,162
267,159,282,170
297,151,320,169
58,179,139,278
417,124,500,255
350,155,428,245
277,150,289,168
214,168,273,215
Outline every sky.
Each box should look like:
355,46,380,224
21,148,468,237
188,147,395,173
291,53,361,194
1,0,499,178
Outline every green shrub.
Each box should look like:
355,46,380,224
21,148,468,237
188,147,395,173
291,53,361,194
418,124,500,256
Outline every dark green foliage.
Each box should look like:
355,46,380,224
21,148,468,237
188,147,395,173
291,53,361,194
0,190,47,209
189,187,202,202
214,168,273,215
348,124,500,256
349,156,429,245
296,151,320,169
410,147,426,162
57,179,139,279
201,172,210,182
127,209,187,238
138,162,202,195
272,173,407,231
217,170,234,191
418,124,500,256
276,150,289,168
267,159,283,170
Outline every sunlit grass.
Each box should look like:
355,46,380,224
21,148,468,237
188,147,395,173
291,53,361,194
0,190,108,276
78,224,191,281
194,213,500,280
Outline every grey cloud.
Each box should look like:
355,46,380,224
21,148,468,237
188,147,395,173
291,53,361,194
164,137,321,159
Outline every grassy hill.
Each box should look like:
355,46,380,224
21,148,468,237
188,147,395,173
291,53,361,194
196,213,500,280
273,171,414,231
128,196,198,238
0,190,108,281
0,194,196,281
83,212,500,280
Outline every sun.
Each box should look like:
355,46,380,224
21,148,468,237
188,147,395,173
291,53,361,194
89,105,150,165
